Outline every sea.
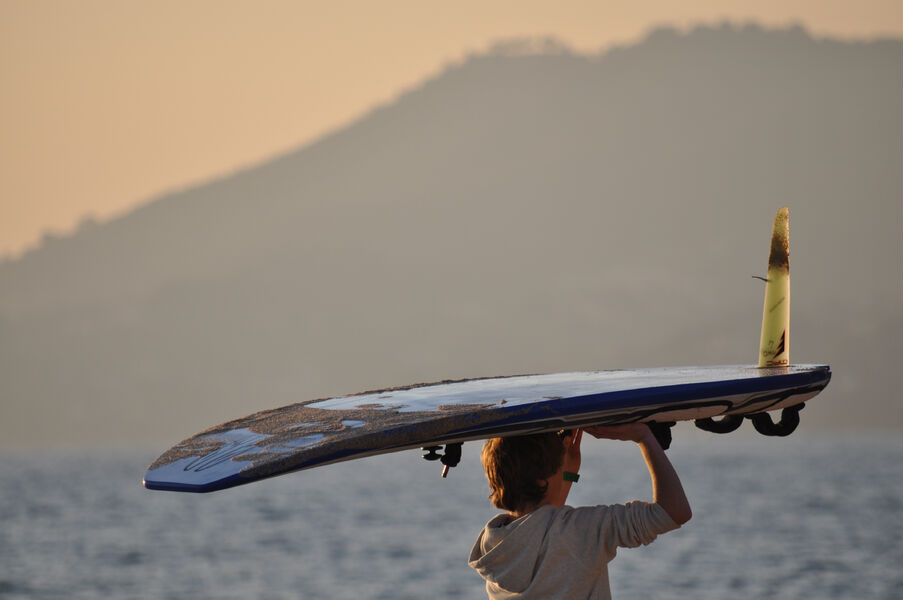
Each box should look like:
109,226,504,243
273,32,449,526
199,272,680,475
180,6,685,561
2,431,901,600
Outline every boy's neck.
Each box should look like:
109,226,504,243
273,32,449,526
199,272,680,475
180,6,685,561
511,466,570,518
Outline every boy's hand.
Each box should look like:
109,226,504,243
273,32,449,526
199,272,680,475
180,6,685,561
563,429,582,474
585,424,692,525
585,424,654,444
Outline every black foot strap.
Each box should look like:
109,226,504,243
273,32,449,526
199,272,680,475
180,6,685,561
749,403,804,437
694,414,745,434
648,421,676,450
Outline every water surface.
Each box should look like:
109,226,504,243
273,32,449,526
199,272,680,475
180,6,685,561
2,432,901,599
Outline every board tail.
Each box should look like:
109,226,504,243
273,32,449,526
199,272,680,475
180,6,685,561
694,207,830,439
758,207,790,367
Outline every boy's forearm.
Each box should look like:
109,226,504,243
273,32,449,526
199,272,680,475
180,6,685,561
637,431,692,525
583,424,692,524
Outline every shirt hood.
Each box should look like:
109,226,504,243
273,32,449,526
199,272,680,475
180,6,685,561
468,505,557,594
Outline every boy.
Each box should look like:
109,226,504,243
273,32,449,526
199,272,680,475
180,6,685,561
469,425,691,599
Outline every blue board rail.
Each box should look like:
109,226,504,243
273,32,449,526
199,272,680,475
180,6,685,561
144,364,831,493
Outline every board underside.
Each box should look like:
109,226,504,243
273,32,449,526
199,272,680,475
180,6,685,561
144,364,830,493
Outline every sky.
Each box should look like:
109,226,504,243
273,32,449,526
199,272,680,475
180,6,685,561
2,0,902,259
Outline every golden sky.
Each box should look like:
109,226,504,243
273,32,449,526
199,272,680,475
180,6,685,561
2,0,901,258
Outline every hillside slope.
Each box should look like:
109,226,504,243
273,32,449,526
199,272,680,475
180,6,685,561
2,24,901,446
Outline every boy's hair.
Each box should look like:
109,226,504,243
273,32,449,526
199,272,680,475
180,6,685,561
481,432,566,513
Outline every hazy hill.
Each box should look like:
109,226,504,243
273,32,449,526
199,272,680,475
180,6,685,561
2,23,901,447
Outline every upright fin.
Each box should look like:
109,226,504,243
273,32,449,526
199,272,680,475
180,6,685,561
758,207,790,367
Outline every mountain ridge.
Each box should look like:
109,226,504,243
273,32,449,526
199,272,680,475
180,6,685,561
2,23,901,446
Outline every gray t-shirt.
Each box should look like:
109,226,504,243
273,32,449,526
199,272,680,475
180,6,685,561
469,502,678,600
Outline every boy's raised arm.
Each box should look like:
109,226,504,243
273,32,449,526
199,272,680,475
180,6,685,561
585,424,692,525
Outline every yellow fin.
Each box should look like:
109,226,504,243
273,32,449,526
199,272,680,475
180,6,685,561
758,207,790,367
